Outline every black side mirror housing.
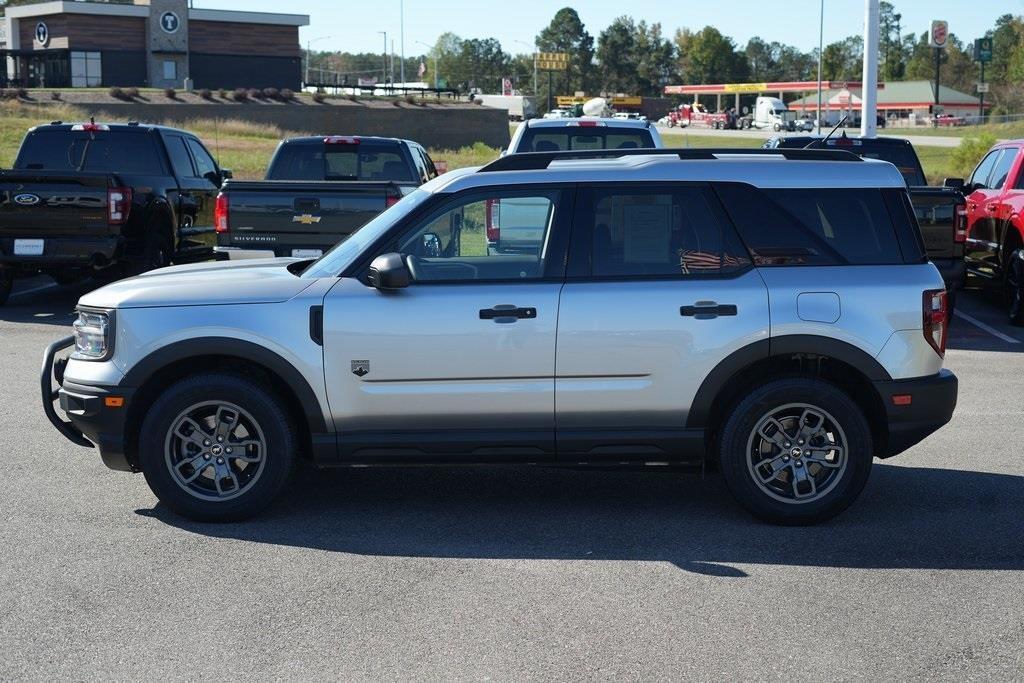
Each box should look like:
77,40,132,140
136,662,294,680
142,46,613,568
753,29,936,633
943,177,964,189
367,253,410,290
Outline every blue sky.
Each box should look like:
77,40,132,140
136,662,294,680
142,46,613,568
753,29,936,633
195,0,1016,59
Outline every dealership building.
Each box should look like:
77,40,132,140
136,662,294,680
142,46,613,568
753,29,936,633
0,0,308,90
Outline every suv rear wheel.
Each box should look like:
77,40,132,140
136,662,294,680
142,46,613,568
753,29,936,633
138,373,297,521
718,377,873,525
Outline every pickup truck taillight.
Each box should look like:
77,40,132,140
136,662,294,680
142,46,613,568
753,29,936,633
485,198,500,243
107,187,132,225
923,289,949,358
954,205,968,243
214,192,229,233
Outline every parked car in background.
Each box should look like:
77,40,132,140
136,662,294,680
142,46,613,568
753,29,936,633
0,121,225,304
958,139,1024,324
543,108,570,119
765,134,967,309
934,114,967,127
214,136,438,260
496,117,663,254
44,148,957,524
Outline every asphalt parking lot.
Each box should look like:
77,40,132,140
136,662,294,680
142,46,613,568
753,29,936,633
1,275,1022,680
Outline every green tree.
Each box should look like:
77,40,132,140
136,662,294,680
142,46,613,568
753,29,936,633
820,36,863,81
536,8,595,95
879,1,906,80
595,16,638,94
675,27,748,84
905,32,976,96
633,21,677,96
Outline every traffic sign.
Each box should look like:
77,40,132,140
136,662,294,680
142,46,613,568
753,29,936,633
977,83,990,93
536,52,569,71
974,37,993,63
930,20,948,49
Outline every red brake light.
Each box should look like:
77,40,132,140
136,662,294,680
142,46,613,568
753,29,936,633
214,192,229,233
485,198,500,244
568,120,605,127
73,122,110,132
385,194,399,208
324,136,359,145
954,205,967,243
923,289,948,358
107,187,131,225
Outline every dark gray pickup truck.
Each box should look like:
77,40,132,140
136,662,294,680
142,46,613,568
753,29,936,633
766,134,967,308
214,136,439,260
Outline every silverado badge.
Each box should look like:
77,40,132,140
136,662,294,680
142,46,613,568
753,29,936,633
351,360,370,377
292,214,322,225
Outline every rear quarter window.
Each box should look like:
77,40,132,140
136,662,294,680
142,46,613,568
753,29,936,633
715,184,907,266
14,129,164,174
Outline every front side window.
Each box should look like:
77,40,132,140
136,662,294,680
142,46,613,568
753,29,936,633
970,150,1001,189
989,149,1017,190
584,186,750,277
186,138,217,179
383,190,559,282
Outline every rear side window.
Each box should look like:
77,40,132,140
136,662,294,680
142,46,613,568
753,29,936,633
186,138,217,179
580,185,750,278
14,130,164,174
267,142,414,181
715,184,905,266
519,128,654,152
165,135,195,178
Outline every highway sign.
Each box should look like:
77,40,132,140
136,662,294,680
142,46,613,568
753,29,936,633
930,20,948,49
974,37,993,63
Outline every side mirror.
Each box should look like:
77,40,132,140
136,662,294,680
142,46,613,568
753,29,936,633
367,253,410,290
221,168,233,180
943,177,964,189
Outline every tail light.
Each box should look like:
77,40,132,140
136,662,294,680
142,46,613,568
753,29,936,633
385,194,399,208
214,192,229,233
324,136,359,145
923,289,949,358
485,198,500,243
107,187,132,225
954,205,967,243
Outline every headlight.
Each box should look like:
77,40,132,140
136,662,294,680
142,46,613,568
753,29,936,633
72,308,114,360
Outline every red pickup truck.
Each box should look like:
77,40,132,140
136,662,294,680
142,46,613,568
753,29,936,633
960,140,1024,324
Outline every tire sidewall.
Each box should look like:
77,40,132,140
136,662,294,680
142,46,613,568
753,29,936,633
718,377,873,525
138,373,296,521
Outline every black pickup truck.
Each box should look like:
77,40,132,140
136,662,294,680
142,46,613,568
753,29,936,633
0,121,227,304
765,134,967,307
214,136,438,260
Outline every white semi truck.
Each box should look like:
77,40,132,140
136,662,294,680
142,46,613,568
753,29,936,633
739,96,798,132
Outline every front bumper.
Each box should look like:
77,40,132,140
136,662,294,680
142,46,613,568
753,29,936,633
42,336,135,472
1,236,122,269
875,369,958,458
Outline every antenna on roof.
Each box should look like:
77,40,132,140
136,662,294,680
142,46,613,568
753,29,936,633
804,115,848,149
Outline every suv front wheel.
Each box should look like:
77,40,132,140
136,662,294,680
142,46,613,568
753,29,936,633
138,373,297,521
718,377,873,525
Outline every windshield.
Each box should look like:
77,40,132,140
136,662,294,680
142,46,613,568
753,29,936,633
301,189,433,278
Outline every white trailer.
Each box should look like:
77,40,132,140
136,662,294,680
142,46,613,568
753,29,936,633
475,95,538,121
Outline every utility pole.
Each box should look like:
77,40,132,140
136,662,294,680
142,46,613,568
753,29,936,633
377,31,387,85
399,0,405,86
816,0,824,134
861,0,879,138
979,61,985,120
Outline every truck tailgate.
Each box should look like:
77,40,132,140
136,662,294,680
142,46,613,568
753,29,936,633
909,186,964,261
0,171,113,235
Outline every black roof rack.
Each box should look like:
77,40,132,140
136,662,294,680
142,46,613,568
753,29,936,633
479,147,863,173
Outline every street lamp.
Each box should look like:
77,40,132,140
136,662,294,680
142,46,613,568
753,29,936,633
305,35,331,87
415,40,437,89
377,31,387,85
513,39,537,95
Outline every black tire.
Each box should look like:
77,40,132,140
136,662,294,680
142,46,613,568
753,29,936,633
134,230,173,274
946,286,957,318
50,271,84,287
0,269,11,306
1004,248,1024,327
718,377,873,525
138,373,297,522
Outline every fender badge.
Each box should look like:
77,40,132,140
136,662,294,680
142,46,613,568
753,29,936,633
351,360,369,377
292,214,322,225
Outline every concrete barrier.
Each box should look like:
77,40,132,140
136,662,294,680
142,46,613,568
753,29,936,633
72,101,511,150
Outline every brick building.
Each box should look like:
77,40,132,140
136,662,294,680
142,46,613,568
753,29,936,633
0,0,308,89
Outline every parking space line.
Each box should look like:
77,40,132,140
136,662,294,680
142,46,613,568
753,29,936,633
9,283,58,299
953,309,1021,344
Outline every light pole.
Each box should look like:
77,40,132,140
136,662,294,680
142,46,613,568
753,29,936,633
816,0,824,134
399,0,405,87
513,39,537,95
377,31,387,85
415,40,437,89
305,35,331,87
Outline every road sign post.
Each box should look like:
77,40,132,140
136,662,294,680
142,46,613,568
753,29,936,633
536,52,569,113
974,38,993,120
929,21,948,123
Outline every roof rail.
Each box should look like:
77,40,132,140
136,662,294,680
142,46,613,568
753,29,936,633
479,147,863,173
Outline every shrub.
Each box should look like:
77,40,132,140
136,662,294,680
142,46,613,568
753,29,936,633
312,92,325,103
50,91,62,101
348,94,359,102
233,88,249,102
247,88,263,100
950,133,998,180
280,88,295,101
262,87,280,100
218,88,229,100
108,86,124,100
164,87,177,99
16,87,28,99
124,86,139,99
198,88,213,100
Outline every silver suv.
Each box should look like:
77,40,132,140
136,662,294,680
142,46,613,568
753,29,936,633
44,148,958,525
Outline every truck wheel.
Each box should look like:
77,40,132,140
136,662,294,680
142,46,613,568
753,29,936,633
773,122,782,132
138,373,298,522
1006,248,1024,327
718,377,873,525
135,230,173,274
0,269,11,306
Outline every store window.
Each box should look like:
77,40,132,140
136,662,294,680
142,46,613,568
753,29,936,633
162,60,177,81
70,51,101,87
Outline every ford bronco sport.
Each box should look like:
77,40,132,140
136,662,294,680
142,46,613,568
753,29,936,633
43,148,958,525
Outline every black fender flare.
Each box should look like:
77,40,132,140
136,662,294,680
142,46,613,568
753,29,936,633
686,335,891,429
121,337,327,434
